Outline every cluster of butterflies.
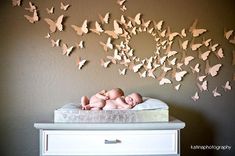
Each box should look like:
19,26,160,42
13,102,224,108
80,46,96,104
12,0,234,102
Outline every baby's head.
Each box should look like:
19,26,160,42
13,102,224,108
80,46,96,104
107,88,124,100
125,93,143,107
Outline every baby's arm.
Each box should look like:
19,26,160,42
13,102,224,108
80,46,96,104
95,90,108,100
115,98,132,109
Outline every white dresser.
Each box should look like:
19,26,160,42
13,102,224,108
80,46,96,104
34,117,185,156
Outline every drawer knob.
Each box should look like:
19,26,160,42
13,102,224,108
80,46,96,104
104,139,121,144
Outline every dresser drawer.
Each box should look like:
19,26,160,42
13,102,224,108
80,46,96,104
41,130,178,155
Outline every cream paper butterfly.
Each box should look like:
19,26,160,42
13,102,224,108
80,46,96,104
197,80,208,92
60,2,70,11
118,68,127,75
99,37,113,52
100,59,111,68
44,15,64,33
128,13,141,25
62,43,74,56
159,78,171,86
192,92,199,101
46,7,54,14
76,57,87,70
90,21,104,35
71,20,89,36
24,10,39,23
99,12,110,24
51,39,60,47
205,61,222,77
222,81,232,92
12,0,21,7
212,87,221,97
25,2,36,12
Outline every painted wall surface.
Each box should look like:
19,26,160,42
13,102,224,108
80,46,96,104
0,0,235,156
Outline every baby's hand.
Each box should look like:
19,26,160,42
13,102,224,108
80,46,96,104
104,96,109,100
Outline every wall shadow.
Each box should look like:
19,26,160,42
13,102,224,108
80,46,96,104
169,104,217,156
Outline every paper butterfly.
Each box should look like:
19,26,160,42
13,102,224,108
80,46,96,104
222,81,232,92
128,13,141,25
174,71,187,82
76,41,84,49
154,20,164,31
139,71,147,78
24,10,39,23
212,87,221,97
62,43,74,56
71,20,89,36
159,78,171,86
100,59,111,68
119,68,127,75
210,43,219,52
90,21,104,35
215,48,224,59
192,92,199,101
198,75,206,82
132,63,143,72
25,2,36,12
77,57,87,70
197,80,207,92
99,12,110,24
117,0,126,6
199,50,211,61
44,15,64,33
99,37,113,52
51,39,60,47
203,38,211,47
174,84,181,91
46,7,54,14
12,0,21,7
205,61,222,77
184,56,194,65
189,19,207,37
113,20,123,35
224,30,233,40
190,63,200,73
60,2,70,11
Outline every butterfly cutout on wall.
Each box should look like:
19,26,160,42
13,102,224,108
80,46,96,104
46,7,54,14
51,39,60,47
224,29,233,40
212,87,221,97
197,80,208,92
12,0,21,7
77,57,87,70
62,43,74,56
90,21,104,35
99,12,110,24
222,81,232,92
189,19,207,37
205,60,222,77
24,10,39,23
25,2,36,12
100,59,111,68
44,15,64,33
192,92,199,101
100,37,113,52
119,68,127,75
60,2,70,11
71,20,89,36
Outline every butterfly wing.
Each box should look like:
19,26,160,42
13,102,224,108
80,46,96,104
44,18,57,33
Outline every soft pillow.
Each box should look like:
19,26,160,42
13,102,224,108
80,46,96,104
132,97,168,110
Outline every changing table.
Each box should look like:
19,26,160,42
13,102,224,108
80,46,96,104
34,117,185,156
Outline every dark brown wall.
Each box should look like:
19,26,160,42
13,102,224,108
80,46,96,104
0,0,235,156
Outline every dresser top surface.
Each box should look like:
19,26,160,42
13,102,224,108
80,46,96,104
34,117,185,130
